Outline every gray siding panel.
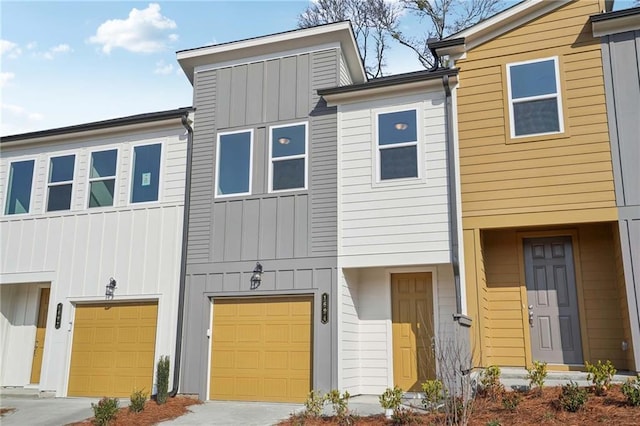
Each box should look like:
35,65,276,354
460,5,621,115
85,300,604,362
265,60,280,123
216,67,231,129
279,56,298,120
296,54,311,118
230,65,248,128
246,62,264,124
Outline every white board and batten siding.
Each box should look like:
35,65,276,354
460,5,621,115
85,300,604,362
0,125,187,395
338,92,452,269
338,265,456,394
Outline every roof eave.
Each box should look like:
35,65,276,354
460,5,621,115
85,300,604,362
591,6,640,37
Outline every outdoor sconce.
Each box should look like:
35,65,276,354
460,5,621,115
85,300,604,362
105,277,117,299
250,262,263,290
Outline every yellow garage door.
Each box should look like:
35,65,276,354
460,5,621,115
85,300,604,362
210,296,312,403
68,302,158,397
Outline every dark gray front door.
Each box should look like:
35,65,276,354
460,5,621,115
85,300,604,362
524,237,583,364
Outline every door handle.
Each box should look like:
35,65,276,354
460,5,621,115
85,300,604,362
528,305,534,327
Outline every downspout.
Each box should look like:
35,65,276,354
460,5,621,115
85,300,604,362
170,111,194,397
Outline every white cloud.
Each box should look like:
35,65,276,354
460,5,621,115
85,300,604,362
0,72,15,88
1,39,22,58
26,41,37,50
43,43,73,60
153,60,174,75
88,3,178,54
1,103,44,135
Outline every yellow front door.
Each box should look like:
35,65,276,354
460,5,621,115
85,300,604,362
30,288,50,384
210,297,312,403
392,273,435,391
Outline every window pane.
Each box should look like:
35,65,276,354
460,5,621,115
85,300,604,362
273,158,305,191
47,184,72,211
49,155,75,182
5,160,34,215
514,98,560,136
272,125,305,158
131,144,161,203
89,180,115,207
218,132,251,195
510,60,557,99
380,146,418,180
378,110,417,145
90,150,117,178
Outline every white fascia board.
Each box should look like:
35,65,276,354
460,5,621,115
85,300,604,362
592,14,640,37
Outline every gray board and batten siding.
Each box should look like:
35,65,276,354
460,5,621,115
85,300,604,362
181,48,342,399
599,16,640,372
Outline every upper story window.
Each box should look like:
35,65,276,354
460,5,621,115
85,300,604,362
47,154,75,212
5,160,35,215
507,57,563,138
131,143,161,203
270,123,307,192
89,149,117,208
216,130,252,197
377,109,419,181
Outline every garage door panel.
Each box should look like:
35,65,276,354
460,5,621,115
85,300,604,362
68,303,158,397
210,297,312,403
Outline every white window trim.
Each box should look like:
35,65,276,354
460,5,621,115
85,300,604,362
128,141,165,205
86,147,119,209
268,121,308,193
3,158,37,216
373,106,422,184
44,154,76,213
506,56,564,139
215,129,254,198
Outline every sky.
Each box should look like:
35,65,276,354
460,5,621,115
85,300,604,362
1,0,637,136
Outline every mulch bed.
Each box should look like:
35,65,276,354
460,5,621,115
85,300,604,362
1,408,16,416
67,396,201,426
278,385,640,425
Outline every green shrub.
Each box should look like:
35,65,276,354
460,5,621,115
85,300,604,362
326,389,351,419
421,379,444,410
391,407,419,425
304,390,326,417
526,360,548,395
585,360,616,396
156,355,170,405
379,386,403,410
621,375,640,407
480,366,504,400
91,397,119,426
558,381,588,412
501,392,521,411
129,388,147,413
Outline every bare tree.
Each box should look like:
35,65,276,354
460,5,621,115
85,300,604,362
298,0,503,76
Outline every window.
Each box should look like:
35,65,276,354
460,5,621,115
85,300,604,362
47,155,75,212
89,149,117,207
131,143,161,203
216,130,252,197
270,123,307,191
5,160,35,215
507,57,563,137
377,109,419,180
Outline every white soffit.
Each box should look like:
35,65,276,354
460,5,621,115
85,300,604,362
592,13,640,37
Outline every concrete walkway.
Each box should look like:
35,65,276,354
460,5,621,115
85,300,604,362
0,388,98,426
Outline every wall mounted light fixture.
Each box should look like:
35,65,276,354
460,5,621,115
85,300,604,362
250,262,263,289
105,277,117,299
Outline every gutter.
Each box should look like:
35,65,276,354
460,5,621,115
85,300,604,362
169,112,195,397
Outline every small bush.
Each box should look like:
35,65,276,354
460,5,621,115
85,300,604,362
129,388,147,413
421,379,444,410
480,366,504,400
156,355,170,405
304,390,326,417
526,360,548,395
559,381,588,412
501,392,521,411
326,389,351,419
621,375,640,407
486,420,501,426
379,386,403,410
91,397,119,426
585,360,616,396
391,407,419,425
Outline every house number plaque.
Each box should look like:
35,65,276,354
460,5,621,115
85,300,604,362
55,303,63,329
321,293,329,324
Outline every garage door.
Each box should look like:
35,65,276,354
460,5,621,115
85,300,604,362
210,296,312,403
68,302,158,397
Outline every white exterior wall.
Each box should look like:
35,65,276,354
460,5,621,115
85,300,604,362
0,124,187,396
338,265,456,395
338,92,451,268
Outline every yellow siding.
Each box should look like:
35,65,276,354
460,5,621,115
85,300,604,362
457,0,615,227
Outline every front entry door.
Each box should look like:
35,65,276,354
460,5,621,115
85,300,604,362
30,287,50,384
391,273,435,391
524,237,583,364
